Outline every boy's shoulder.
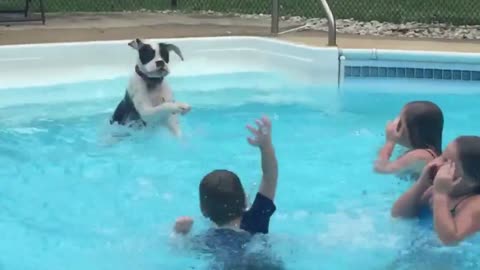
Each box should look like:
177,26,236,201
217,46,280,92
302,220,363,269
240,193,276,235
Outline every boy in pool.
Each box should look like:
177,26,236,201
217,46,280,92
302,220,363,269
374,101,444,180
173,116,281,268
392,136,480,245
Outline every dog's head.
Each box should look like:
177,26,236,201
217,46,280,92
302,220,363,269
128,38,184,78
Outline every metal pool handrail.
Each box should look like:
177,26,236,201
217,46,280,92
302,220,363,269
271,0,337,47
321,0,337,46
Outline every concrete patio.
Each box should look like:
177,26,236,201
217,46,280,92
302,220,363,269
1,12,480,52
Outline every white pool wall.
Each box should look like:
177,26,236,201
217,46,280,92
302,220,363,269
3,36,480,92
0,36,340,89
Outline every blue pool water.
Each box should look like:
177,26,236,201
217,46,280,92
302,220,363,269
1,72,480,270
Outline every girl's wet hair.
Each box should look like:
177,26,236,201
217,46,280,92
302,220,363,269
456,136,480,182
403,101,444,155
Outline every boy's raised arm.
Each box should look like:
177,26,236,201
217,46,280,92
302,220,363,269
247,116,278,200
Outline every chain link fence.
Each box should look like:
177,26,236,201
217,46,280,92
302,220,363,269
1,0,480,25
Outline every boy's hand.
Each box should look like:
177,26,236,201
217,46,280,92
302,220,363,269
247,116,272,148
174,216,194,235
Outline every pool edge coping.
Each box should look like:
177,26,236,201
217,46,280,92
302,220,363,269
4,35,480,62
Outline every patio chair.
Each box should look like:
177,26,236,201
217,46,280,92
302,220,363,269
0,0,46,24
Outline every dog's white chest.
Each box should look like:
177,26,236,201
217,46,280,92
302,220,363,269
148,83,173,107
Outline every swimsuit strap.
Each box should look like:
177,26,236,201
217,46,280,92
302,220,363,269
450,195,473,215
424,148,438,158
403,148,437,158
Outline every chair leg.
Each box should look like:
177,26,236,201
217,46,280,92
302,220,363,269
39,0,45,24
24,0,30,17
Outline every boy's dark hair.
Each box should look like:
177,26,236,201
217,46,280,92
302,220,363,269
404,101,444,156
456,136,480,182
199,170,246,226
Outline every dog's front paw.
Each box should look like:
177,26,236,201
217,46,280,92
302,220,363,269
174,102,191,115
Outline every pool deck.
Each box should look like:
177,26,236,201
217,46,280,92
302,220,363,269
1,12,480,52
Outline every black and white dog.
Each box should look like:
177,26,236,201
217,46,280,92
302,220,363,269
110,38,191,137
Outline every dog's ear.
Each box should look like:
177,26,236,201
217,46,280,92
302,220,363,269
159,43,184,62
128,38,145,50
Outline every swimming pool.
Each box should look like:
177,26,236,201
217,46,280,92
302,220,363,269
1,37,480,270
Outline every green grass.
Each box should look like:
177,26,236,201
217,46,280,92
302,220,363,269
2,0,480,25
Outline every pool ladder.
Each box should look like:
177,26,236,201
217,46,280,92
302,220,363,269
271,0,337,46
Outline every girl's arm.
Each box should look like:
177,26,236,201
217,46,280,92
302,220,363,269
375,149,433,174
374,119,400,173
391,159,442,217
391,176,432,218
377,141,396,162
432,161,480,245
433,194,480,245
